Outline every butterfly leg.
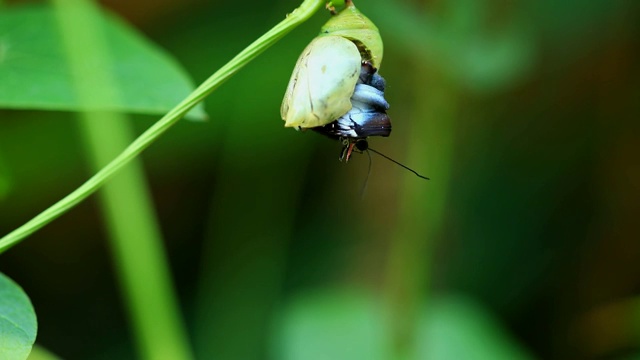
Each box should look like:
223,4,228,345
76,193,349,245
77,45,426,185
339,137,357,162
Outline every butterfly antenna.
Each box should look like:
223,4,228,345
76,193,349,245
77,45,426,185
367,147,430,180
359,149,373,199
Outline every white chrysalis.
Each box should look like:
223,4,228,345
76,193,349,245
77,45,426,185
281,36,361,128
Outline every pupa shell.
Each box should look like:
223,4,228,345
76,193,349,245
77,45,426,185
281,1,383,129
281,35,361,128
319,2,383,68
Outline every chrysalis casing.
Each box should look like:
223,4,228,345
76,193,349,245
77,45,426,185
281,35,361,128
281,0,390,161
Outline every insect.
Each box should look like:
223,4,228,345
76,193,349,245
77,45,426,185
281,0,383,130
281,0,428,179
312,61,391,161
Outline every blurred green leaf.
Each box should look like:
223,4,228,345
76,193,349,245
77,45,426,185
0,272,37,360
272,290,533,360
271,289,392,360
416,296,533,360
368,0,535,92
0,5,206,120
0,150,10,200
26,345,61,360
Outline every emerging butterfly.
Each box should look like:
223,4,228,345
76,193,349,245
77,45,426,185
281,0,428,179
312,61,391,161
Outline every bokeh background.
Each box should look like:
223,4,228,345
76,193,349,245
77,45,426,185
1,0,639,359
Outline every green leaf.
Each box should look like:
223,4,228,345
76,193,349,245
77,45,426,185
271,290,533,360
367,0,535,92
416,296,533,360
0,272,37,360
271,289,392,360
0,5,206,120
26,345,61,360
0,151,11,200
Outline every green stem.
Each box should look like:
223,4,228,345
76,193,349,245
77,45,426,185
0,0,324,254
49,0,194,358
79,114,193,360
385,65,456,358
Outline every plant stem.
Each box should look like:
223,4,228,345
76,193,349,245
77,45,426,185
79,114,194,360
384,64,456,358
0,0,324,254
49,0,193,358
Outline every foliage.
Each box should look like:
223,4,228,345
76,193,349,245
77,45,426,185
0,6,205,119
0,0,638,359
0,273,36,360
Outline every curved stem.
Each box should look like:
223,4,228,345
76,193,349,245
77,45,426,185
0,0,325,254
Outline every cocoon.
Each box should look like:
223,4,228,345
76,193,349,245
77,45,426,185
281,1,384,129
